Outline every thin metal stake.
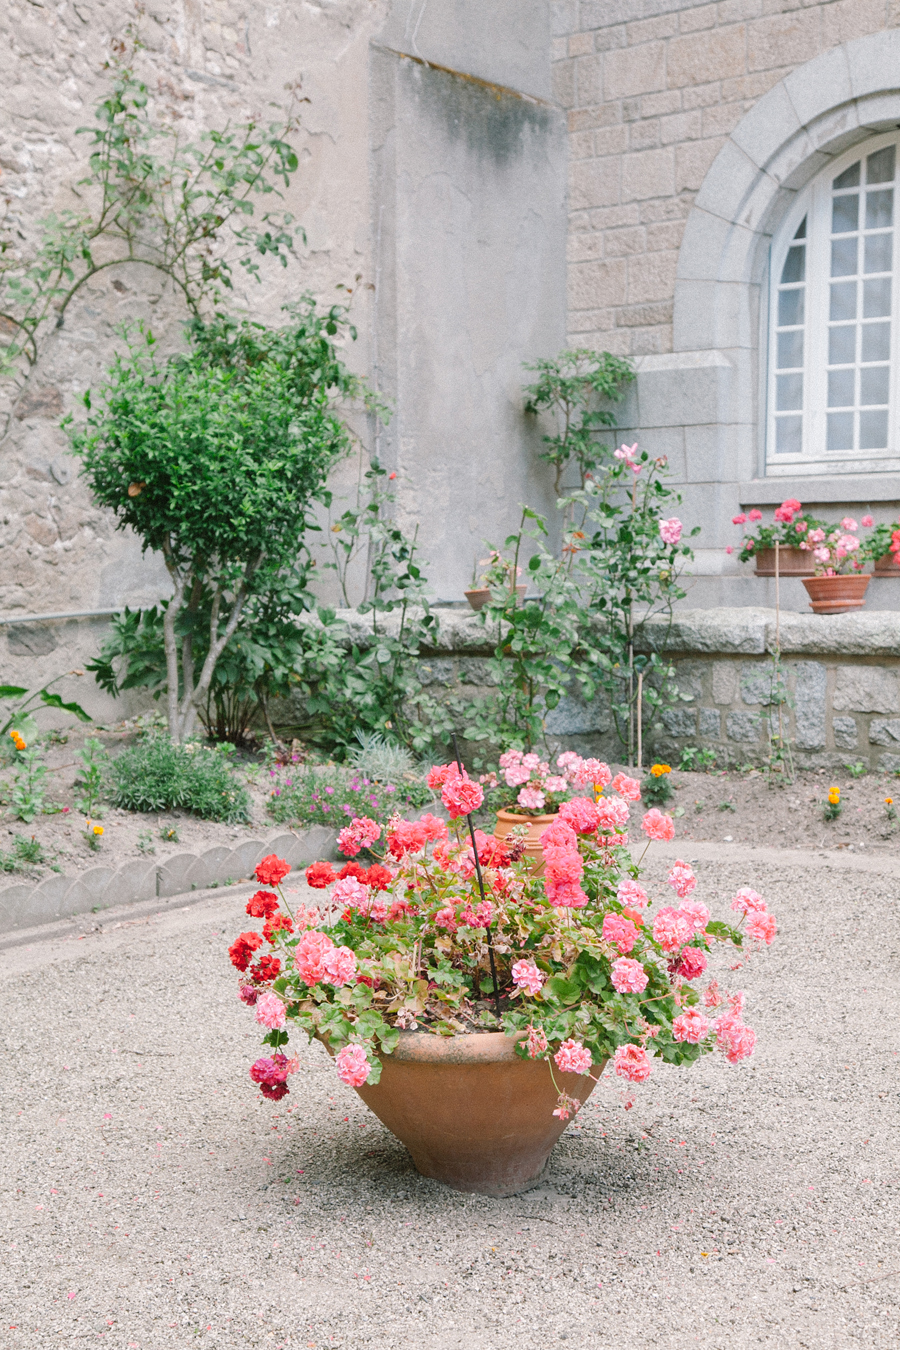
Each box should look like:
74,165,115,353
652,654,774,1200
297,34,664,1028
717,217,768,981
636,671,644,771
451,732,502,1021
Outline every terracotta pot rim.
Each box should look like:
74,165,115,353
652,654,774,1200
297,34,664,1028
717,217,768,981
495,809,558,824
320,1028,549,1065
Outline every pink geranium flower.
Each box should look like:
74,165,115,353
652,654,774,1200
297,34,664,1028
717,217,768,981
613,1044,652,1083
602,912,639,954
294,930,335,986
512,960,545,995
554,1039,593,1075
441,773,484,819
652,906,693,952
677,945,708,980
611,956,649,994
335,1044,371,1087
678,898,710,933
526,1025,548,1058
861,514,874,528
322,945,358,987
596,797,630,833
749,508,762,521
731,887,766,915
641,808,675,842
558,796,601,833
336,816,381,857
611,772,641,801
672,1008,709,1044
255,992,286,1030
659,517,683,546
666,859,696,899
745,911,777,944
617,878,649,909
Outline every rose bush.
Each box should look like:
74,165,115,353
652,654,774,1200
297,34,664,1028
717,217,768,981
230,763,776,1121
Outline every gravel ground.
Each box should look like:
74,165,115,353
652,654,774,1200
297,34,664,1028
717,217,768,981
2,845,898,1349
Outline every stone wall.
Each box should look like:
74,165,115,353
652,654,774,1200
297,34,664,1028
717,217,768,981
268,604,900,772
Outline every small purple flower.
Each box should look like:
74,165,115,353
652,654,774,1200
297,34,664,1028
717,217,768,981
385,785,396,793
285,779,293,787
369,795,379,806
274,789,281,797
325,787,335,795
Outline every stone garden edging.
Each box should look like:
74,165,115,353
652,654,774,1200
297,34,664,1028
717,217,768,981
0,824,337,936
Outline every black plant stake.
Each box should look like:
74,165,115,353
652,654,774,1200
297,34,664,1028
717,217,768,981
451,732,502,1022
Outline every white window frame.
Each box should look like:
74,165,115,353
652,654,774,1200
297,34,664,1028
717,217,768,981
765,131,900,477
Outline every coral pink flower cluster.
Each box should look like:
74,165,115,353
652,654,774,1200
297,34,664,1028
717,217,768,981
232,766,778,1118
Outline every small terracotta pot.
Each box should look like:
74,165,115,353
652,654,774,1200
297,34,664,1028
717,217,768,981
802,574,870,613
335,1030,606,1196
753,547,815,577
874,552,900,576
494,809,557,873
465,585,527,612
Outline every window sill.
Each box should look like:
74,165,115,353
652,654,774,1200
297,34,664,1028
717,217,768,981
740,474,899,505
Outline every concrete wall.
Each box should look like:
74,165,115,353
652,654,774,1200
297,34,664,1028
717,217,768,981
552,2,900,609
0,0,566,702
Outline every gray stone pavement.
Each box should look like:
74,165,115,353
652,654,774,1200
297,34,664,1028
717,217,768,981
1,848,898,1349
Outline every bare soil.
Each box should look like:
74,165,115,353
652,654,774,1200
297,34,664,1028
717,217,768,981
664,766,899,856
2,723,897,888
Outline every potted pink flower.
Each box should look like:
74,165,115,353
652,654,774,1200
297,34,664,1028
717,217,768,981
229,766,777,1197
481,749,641,869
799,515,873,613
729,498,823,575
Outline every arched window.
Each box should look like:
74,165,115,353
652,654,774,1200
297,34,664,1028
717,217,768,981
767,134,900,476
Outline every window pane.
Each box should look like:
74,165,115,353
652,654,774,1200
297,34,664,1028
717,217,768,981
864,233,892,273
775,415,802,454
781,245,806,284
829,281,857,320
827,369,855,407
862,321,891,362
777,329,804,368
866,145,895,184
794,217,807,239
863,276,892,317
866,189,894,230
834,161,861,189
827,411,855,451
860,365,890,405
831,237,858,276
778,288,804,326
832,194,859,233
828,325,856,364
776,373,803,410
859,408,889,447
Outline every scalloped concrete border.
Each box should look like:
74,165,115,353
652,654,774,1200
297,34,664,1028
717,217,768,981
0,825,336,935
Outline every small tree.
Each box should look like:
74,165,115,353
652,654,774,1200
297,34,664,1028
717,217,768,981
523,348,634,493
69,304,363,742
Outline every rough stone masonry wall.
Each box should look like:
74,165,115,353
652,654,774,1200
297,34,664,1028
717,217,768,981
551,0,900,357
274,605,900,773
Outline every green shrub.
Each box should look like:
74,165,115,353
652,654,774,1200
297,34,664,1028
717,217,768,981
109,735,250,823
266,763,432,829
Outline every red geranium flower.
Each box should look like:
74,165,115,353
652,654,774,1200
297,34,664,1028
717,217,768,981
228,930,263,971
262,912,293,943
365,864,393,892
246,890,279,919
305,861,336,889
256,854,290,887
250,954,281,983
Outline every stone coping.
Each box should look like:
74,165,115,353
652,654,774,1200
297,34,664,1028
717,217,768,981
0,825,337,937
302,605,900,658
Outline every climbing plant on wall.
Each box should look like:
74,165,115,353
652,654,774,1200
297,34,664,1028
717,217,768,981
0,26,303,432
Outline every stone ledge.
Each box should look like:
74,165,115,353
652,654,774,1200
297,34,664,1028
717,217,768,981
0,825,336,936
639,608,900,658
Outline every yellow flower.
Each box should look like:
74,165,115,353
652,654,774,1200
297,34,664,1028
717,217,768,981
93,824,104,836
9,730,26,750
650,763,672,777
885,797,894,806
828,787,840,805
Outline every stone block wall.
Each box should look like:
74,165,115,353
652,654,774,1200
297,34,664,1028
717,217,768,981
551,0,900,359
272,605,900,772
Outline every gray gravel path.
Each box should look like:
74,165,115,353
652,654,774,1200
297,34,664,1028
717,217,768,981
1,848,898,1349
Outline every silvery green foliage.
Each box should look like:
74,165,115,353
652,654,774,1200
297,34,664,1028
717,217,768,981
348,732,417,784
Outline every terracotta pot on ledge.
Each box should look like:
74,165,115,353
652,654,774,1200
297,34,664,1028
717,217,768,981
753,547,815,577
874,552,900,576
465,585,527,612
330,1030,606,1197
802,574,870,614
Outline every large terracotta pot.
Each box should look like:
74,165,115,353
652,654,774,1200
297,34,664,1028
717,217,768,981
874,552,900,576
494,809,557,872
336,1030,606,1196
753,547,815,576
802,574,870,614
465,585,527,612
